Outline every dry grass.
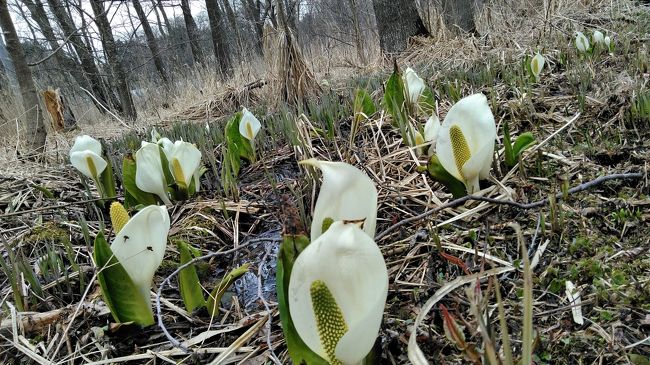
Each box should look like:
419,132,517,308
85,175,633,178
1,0,649,364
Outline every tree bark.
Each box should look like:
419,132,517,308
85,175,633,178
47,0,119,113
90,0,137,120
371,0,429,54
441,0,478,35
132,0,169,83
0,0,47,154
180,0,204,64
205,0,232,78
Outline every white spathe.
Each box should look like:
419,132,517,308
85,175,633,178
110,205,170,306
135,142,172,205
436,93,496,194
423,115,441,155
575,32,589,52
301,159,378,241
592,30,605,45
157,137,174,158
69,135,107,180
531,53,545,81
167,140,202,189
239,107,262,141
289,221,388,365
604,36,611,49
403,67,426,105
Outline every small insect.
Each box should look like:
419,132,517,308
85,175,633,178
124,235,130,241
146,246,154,252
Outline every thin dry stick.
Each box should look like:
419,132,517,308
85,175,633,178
0,195,118,218
155,234,280,352
79,87,132,130
375,172,644,241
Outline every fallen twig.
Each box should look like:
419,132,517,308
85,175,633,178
375,172,644,241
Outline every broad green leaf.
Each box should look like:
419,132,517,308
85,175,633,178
94,232,154,326
426,155,467,198
277,234,329,365
353,88,376,124
418,87,436,117
100,157,117,200
383,66,407,127
207,263,250,317
177,240,206,312
225,113,254,162
122,155,158,207
503,120,516,167
512,132,536,158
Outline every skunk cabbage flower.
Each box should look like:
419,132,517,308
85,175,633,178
531,53,545,81
289,221,388,365
239,107,262,141
604,36,611,49
436,94,496,194
157,137,174,157
167,140,201,190
403,67,425,105
592,30,605,46
301,159,377,241
69,135,107,181
110,204,170,306
136,142,172,205
575,32,589,53
422,115,441,155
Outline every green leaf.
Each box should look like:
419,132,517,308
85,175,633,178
418,87,436,117
122,155,158,207
629,354,650,365
512,132,536,158
426,155,467,198
100,157,117,200
277,234,329,365
177,240,206,312
31,184,54,199
157,145,175,192
321,217,334,234
225,113,254,162
383,66,407,127
94,232,154,326
503,120,516,167
207,263,250,317
353,88,376,124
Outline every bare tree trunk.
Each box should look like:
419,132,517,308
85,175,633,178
20,0,66,66
205,0,232,78
47,0,119,113
221,0,244,61
0,0,47,154
180,0,204,64
150,0,167,37
371,0,429,54
347,0,367,64
132,0,169,83
155,0,172,33
441,0,478,35
242,0,265,55
90,0,137,120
